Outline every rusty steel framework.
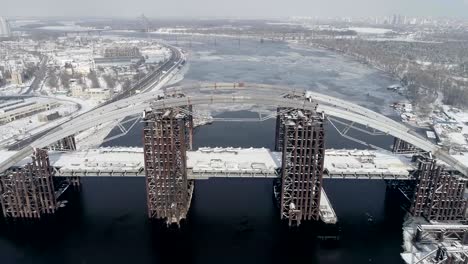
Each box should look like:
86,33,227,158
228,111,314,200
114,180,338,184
276,107,325,226
411,157,467,221
48,135,77,151
411,225,468,264
393,138,420,154
0,149,57,218
143,104,194,226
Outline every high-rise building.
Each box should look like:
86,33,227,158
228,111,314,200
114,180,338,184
0,17,11,37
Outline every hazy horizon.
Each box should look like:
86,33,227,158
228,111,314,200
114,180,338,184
2,0,468,20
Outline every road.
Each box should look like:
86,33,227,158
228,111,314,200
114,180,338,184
104,45,182,105
6,44,183,151
2,83,467,177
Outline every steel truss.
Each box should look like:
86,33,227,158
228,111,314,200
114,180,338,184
393,138,421,154
411,157,467,221
412,225,468,264
0,149,57,218
414,225,468,244
102,115,142,144
326,116,388,151
143,104,194,226
48,135,77,151
276,107,325,226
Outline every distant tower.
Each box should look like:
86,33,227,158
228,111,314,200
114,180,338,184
0,17,11,37
391,14,397,25
140,14,150,33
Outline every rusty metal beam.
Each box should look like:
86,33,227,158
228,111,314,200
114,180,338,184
411,157,467,221
0,149,58,218
276,106,325,226
48,135,77,151
393,138,421,154
143,103,194,226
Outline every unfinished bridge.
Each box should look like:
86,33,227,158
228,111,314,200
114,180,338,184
0,83,467,229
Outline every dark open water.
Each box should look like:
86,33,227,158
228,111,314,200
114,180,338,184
0,35,407,264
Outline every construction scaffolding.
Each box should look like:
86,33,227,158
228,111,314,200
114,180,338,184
276,107,326,226
407,225,468,264
411,157,467,221
48,135,77,151
393,138,419,154
0,149,57,218
143,105,194,226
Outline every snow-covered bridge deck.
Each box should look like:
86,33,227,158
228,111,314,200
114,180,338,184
3,147,417,180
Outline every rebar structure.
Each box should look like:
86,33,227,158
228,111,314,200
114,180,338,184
143,105,194,226
411,157,467,221
0,149,57,218
275,107,325,226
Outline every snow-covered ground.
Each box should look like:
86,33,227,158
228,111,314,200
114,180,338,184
348,27,394,35
75,45,186,148
0,100,79,147
432,106,468,152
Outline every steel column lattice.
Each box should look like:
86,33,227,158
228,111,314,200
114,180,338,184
392,138,419,154
276,107,325,226
0,149,57,218
143,106,194,226
48,135,77,151
411,157,467,221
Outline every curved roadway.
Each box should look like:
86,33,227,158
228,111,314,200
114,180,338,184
1,83,466,177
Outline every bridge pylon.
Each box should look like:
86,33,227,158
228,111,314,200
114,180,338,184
0,149,58,218
411,156,467,221
143,105,194,226
275,107,325,226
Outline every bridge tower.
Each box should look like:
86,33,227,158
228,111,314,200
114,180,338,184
0,149,58,218
143,106,194,226
411,156,467,221
275,107,325,226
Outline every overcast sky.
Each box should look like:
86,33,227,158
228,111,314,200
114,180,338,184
3,0,468,19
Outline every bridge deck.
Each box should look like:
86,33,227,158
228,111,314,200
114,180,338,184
3,147,417,180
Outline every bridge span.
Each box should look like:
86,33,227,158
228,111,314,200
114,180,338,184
0,83,466,176
1,83,467,228
9,147,415,180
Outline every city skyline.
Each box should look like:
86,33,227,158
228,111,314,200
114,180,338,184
2,0,468,19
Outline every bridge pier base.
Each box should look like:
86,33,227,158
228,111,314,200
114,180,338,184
275,108,325,226
411,157,467,221
143,106,194,226
0,149,58,218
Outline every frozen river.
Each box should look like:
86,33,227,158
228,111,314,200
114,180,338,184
0,33,407,264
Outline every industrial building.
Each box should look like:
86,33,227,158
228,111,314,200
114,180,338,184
0,98,60,125
104,46,141,58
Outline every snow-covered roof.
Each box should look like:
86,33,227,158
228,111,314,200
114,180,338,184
324,149,414,177
187,147,281,175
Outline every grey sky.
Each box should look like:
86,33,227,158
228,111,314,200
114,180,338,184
3,0,468,19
